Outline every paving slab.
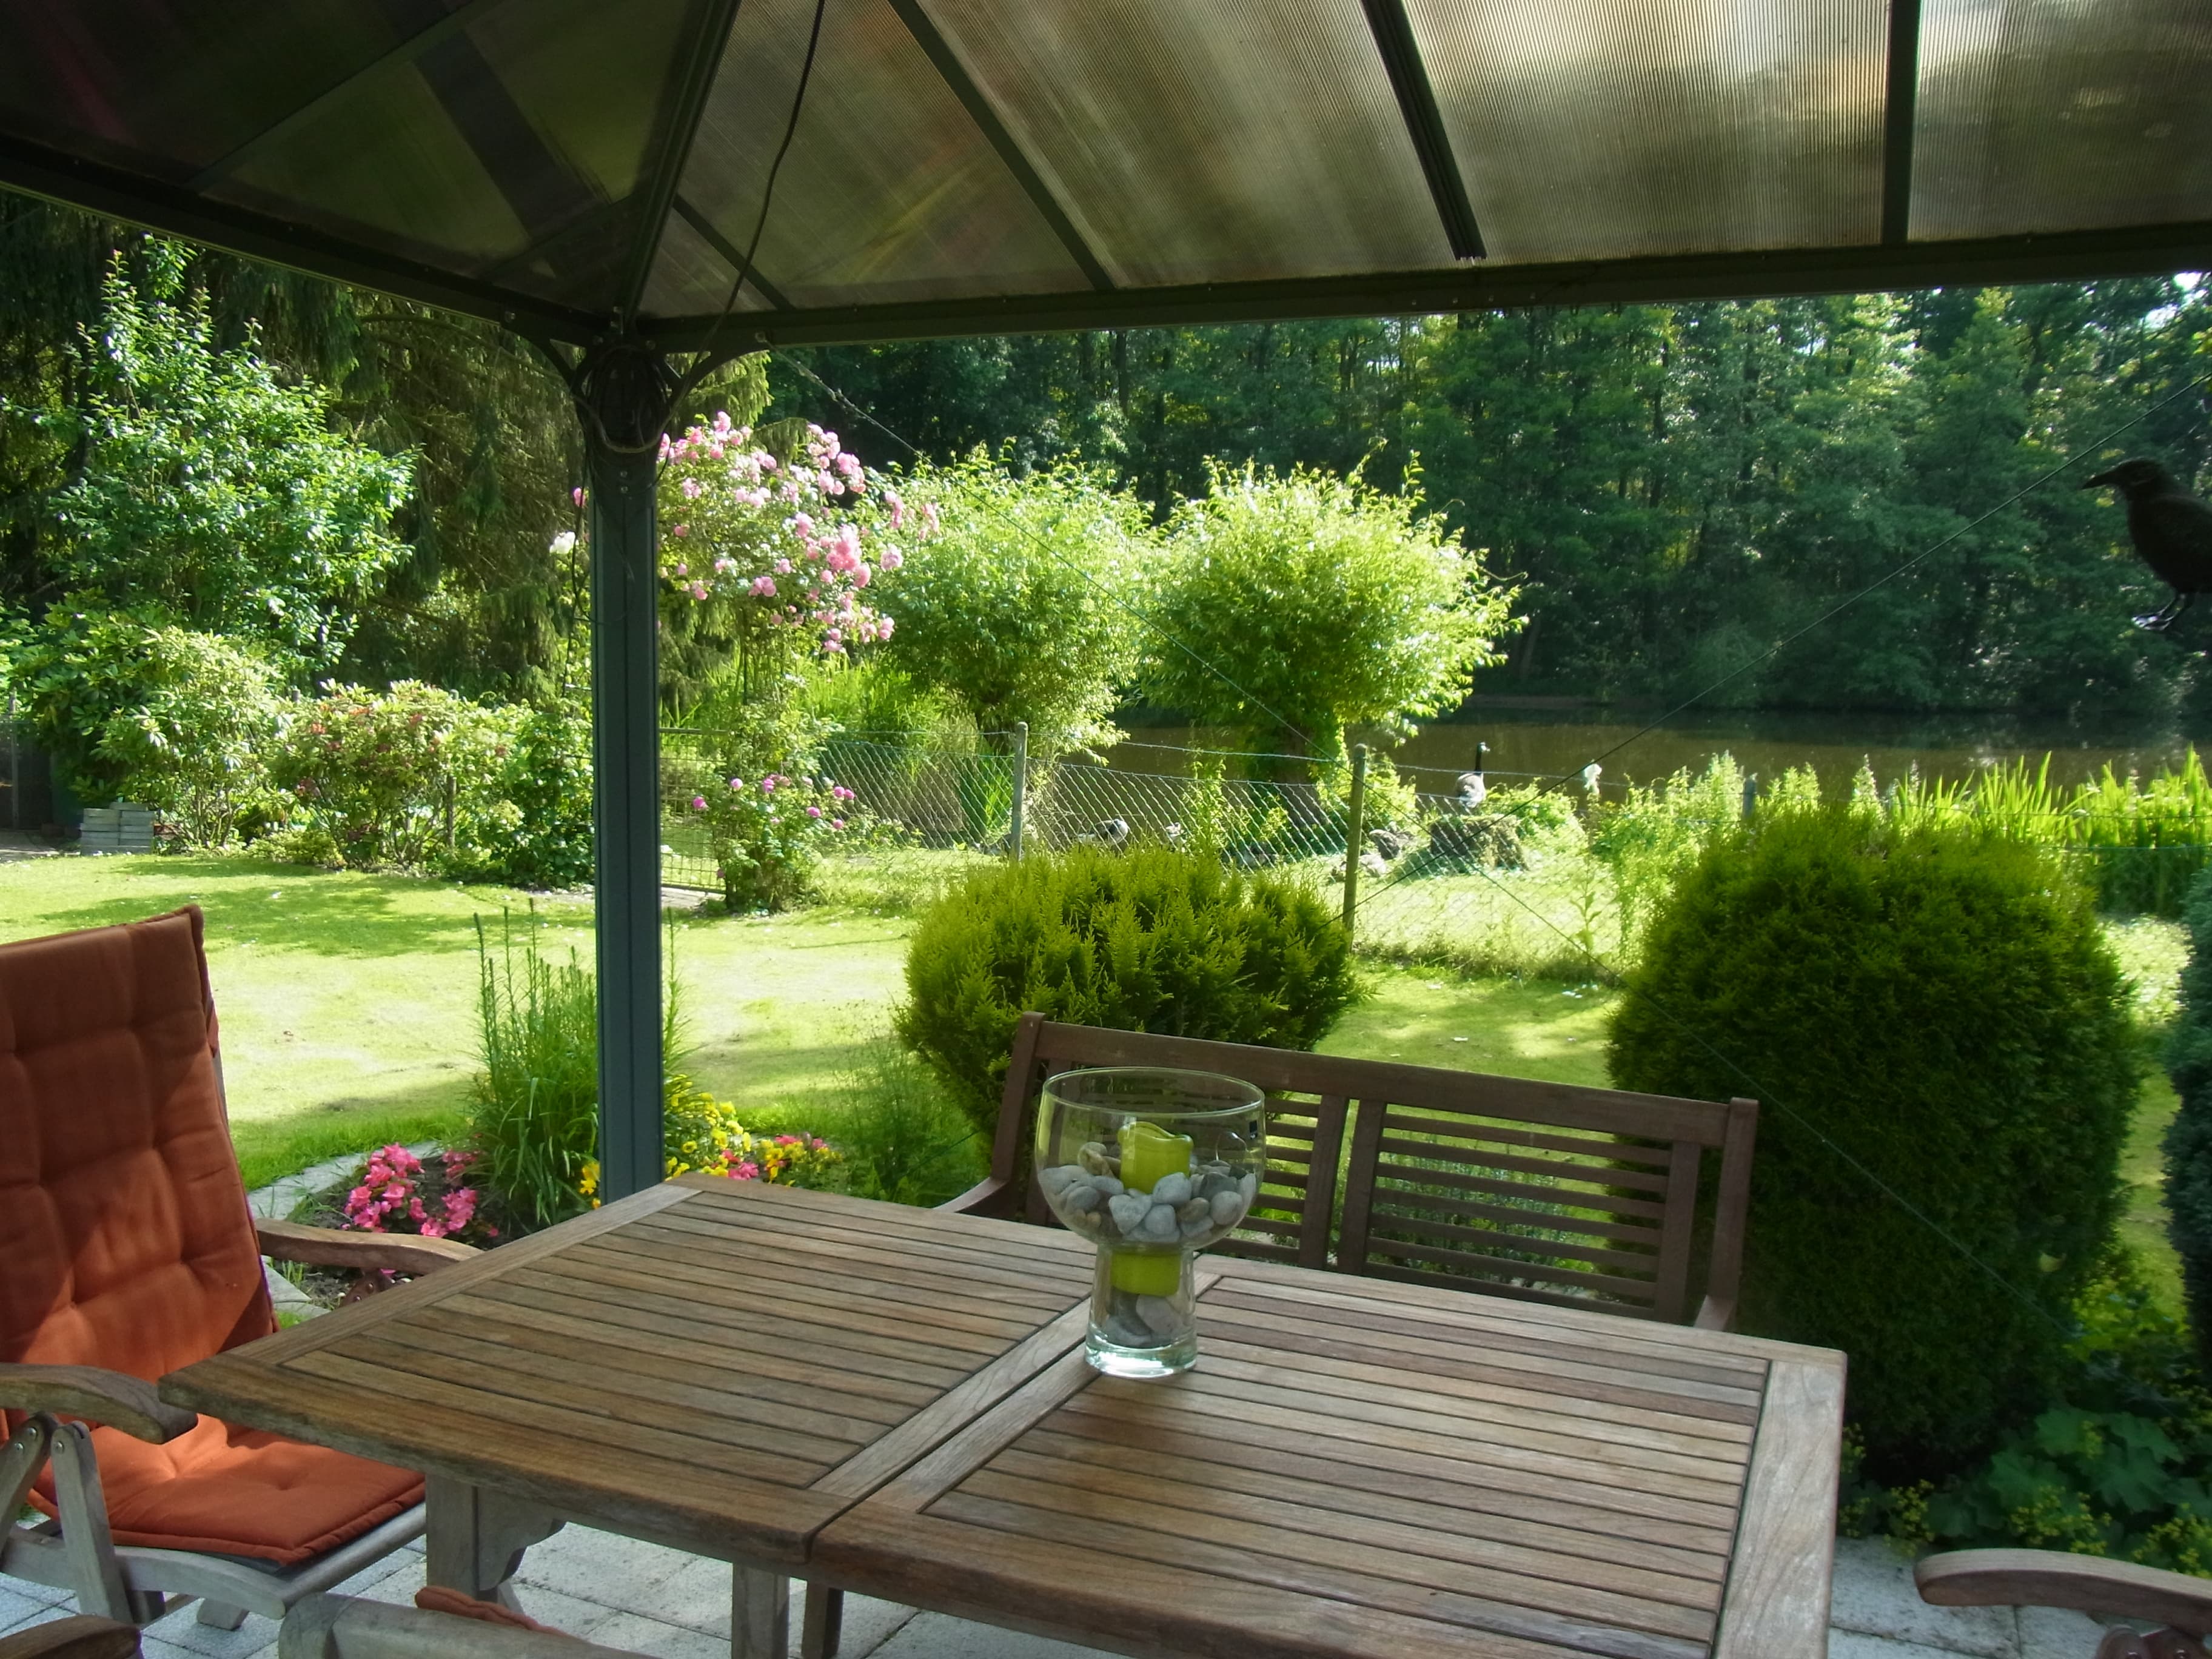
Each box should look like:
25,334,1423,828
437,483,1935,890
1831,1537,2021,1658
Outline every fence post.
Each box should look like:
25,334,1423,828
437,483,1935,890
1342,744,1369,937
1009,722,1028,862
1742,772,1758,819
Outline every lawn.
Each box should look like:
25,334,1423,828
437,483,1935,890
0,850,2182,1307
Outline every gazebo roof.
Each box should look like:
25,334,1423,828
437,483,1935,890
2,0,2208,348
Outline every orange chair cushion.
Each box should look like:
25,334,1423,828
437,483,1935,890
36,1417,424,1565
1,907,424,1564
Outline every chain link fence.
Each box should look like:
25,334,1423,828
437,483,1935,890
657,727,2212,979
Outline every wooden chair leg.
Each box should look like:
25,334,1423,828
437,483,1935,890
730,1566,788,1659
47,1423,135,1624
800,1584,842,1659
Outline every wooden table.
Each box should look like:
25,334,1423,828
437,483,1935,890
163,1177,1843,1659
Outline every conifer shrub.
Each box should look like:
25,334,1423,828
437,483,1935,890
899,846,1359,1136
1610,808,2139,1475
2162,868,2212,1369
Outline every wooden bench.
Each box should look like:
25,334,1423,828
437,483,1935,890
944,1011,1758,1329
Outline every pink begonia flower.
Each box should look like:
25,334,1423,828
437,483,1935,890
681,477,703,500
879,545,903,571
408,1198,427,1223
691,796,708,811
731,1161,762,1181
807,805,822,819
751,575,776,597
572,486,585,506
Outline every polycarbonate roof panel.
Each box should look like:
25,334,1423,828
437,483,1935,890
0,0,2207,342
671,0,1089,310
1406,0,1887,261
0,2,403,178
916,0,1454,286
207,0,706,306
1912,0,2212,241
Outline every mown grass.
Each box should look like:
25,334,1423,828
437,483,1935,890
0,849,2185,1309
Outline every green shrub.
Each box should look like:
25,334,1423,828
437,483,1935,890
93,626,285,846
898,846,1359,1135
1609,808,2140,1475
455,700,594,890
466,910,599,1234
833,1041,988,1207
2163,867,2212,1370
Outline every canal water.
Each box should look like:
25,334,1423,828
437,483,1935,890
1111,705,2209,797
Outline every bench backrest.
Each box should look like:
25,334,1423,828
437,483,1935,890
986,1013,1757,1324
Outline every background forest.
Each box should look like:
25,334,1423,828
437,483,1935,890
3,193,2210,730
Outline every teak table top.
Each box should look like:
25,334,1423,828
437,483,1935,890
163,1178,1843,1659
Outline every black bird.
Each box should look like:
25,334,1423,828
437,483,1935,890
2082,457,2212,631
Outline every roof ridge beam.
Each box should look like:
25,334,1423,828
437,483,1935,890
189,0,521,190
1882,0,1923,246
620,0,749,326
881,0,1114,291
1358,0,1483,261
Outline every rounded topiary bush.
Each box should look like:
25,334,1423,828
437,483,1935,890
2162,866,2212,1370
1610,808,2139,1475
898,846,1359,1135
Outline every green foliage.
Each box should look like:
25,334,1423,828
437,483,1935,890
1610,808,2141,1472
898,846,1360,1133
264,683,508,869
467,910,599,1235
93,626,285,846
50,246,411,667
873,452,1155,752
1142,463,1518,762
2165,868,2212,1371
1845,1255,2212,1575
469,699,594,890
832,1040,988,1207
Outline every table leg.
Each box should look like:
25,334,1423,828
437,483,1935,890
731,1564,789,1659
424,1475,562,1609
801,1583,842,1659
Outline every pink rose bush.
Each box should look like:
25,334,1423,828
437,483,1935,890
678,765,860,913
650,415,931,659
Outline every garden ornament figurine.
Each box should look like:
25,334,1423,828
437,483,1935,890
2081,457,2212,632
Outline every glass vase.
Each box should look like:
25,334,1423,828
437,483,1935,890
1033,1067,1265,1378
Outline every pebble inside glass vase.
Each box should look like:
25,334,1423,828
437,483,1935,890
1033,1067,1266,1378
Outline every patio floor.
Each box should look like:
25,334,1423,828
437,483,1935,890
0,1529,2124,1659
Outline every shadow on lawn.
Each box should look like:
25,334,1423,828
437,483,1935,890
30,856,566,960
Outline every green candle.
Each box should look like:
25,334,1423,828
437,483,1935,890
1113,1121,1194,1297
1118,1119,1191,1193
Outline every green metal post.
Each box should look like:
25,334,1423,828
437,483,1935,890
1342,744,1368,937
580,341,672,1202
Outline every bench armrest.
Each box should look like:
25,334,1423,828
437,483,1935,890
256,1217,478,1278
936,1175,1013,1217
1917,1549,2212,1636
0,1363,197,1444
1692,1294,1735,1331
